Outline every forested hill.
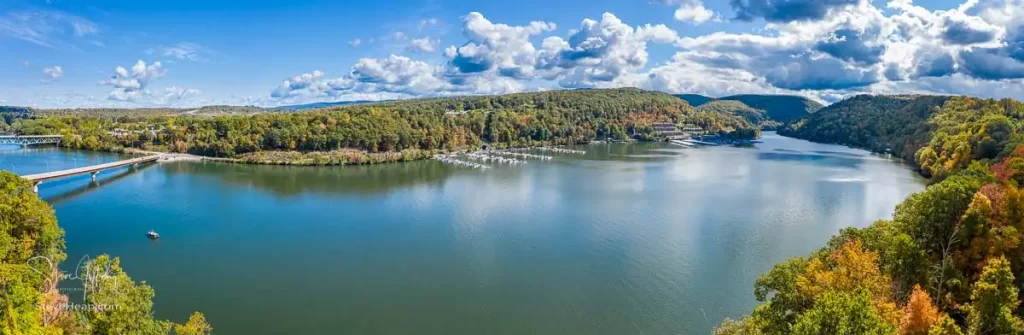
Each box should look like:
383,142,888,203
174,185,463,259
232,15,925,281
716,97,1024,335
781,95,1024,179
695,100,782,130
673,94,823,125
8,88,755,162
780,95,952,162
675,94,715,107
717,95,824,123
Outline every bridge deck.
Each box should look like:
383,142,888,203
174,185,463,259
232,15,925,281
22,155,160,182
0,135,63,146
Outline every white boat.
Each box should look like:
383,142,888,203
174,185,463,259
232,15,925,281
146,230,160,239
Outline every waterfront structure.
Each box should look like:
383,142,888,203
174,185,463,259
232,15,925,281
0,135,62,146
21,155,160,193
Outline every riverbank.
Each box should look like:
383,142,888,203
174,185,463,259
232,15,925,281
12,137,925,335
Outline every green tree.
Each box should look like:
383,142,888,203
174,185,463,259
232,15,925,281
174,312,212,335
964,256,1024,335
82,255,174,335
0,171,66,335
714,316,762,335
751,257,811,334
791,289,897,335
0,171,65,265
929,315,965,335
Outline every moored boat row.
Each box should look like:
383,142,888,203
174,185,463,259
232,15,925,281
434,155,490,169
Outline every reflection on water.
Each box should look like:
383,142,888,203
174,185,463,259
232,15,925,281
4,133,927,334
44,166,150,205
162,160,460,197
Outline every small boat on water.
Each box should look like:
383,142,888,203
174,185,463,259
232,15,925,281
146,230,160,239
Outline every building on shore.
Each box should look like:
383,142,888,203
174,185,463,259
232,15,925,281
652,122,703,139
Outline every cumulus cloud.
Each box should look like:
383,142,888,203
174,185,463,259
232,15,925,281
96,60,190,104
446,12,555,77
674,0,718,24
350,55,449,94
99,60,165,91
537,13,681,87
267,2,1024,105
349,38,362,47
42,65,63,79
406,37,438,53
0,10,99,48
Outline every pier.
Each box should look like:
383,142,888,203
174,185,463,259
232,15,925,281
0,135,62,146
21,155,160,193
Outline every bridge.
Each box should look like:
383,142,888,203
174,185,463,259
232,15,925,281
0,135,62,146
22,155,160,193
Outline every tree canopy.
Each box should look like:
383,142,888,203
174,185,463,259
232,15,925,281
723,95,1024,335
0,171,210,335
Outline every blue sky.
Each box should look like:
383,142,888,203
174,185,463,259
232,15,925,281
1,0,1021,108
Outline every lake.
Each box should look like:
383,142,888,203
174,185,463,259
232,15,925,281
0,133,926,334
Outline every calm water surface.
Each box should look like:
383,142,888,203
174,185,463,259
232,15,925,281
0,133,926,334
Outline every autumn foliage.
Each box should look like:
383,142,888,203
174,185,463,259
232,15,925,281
899,285,940,335
722,97,1024,335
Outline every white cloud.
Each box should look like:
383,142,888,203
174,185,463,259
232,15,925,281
537,13,681,87
349,38,362,47
446,12,556,78
265,3,1024,105
674,0,718,24
406,37,438,53
97,60,185,104
42,65,63,79
99,60,165,91
351,55,449,94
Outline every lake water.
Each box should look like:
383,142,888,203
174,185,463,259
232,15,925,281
0,133,926,334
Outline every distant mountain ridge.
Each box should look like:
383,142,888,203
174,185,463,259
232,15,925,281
675,94,715,107
674,93,823,127
272,100,377,111
694,100,782,130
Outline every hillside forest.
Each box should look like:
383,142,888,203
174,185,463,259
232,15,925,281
717,96,1024,335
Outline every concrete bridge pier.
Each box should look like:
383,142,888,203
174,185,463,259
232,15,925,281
90,171,98,181
32,182,39,194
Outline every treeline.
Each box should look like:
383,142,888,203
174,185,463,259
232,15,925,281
0,171,212,334
717,95,1024,334
782,96,1024,179
7,89,756,164
696,100,783,130
780,95,952,162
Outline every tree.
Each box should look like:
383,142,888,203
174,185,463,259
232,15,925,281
174,312,213,335
752,257,811,335
82,255,174,335
0,171,66,335
714,316,762,335
900,285,940,335
964,256,1024,335
929,315,965,335
0,171,65,265
796,240,900,325
791,290,897,335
